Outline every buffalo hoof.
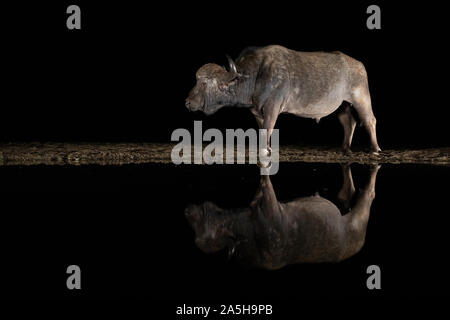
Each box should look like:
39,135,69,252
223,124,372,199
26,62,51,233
370,164,382,172
259,147,272,157
370,147,382,155
342,148,352,155
258,160,271,168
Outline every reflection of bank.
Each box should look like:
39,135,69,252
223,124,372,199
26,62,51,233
185,164,380,270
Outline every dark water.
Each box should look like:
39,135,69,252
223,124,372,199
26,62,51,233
0,163,448,303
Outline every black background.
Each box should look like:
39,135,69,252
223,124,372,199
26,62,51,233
1,1,448,148
1,0,449,310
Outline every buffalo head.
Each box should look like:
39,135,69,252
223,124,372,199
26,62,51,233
185,56,242,115
184,201,234,253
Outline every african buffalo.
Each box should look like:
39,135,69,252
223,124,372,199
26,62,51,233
185,164,380,269
186,45,381,153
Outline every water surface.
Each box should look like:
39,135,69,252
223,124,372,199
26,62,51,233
0,162,447,300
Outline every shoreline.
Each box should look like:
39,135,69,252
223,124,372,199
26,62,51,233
1,142,449,166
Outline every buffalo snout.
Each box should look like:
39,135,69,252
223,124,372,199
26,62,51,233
185,86,205,111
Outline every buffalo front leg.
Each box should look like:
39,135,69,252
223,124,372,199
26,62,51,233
337,105,357,153
255,116,264,129
250,107,264,129
260,103,280,156
251,175,280,213
252,111,264,129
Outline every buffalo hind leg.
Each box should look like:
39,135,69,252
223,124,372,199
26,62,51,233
337,104,357,153
349,164,379,219
350,86,381,153
341,164,380,258
337,163,356,212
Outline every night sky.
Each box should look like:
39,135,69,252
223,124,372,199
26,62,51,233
1,1,447,148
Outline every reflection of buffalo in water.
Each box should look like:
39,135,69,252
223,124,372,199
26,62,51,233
185,164,380,270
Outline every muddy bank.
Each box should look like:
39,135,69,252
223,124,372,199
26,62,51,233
1,142,449,166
